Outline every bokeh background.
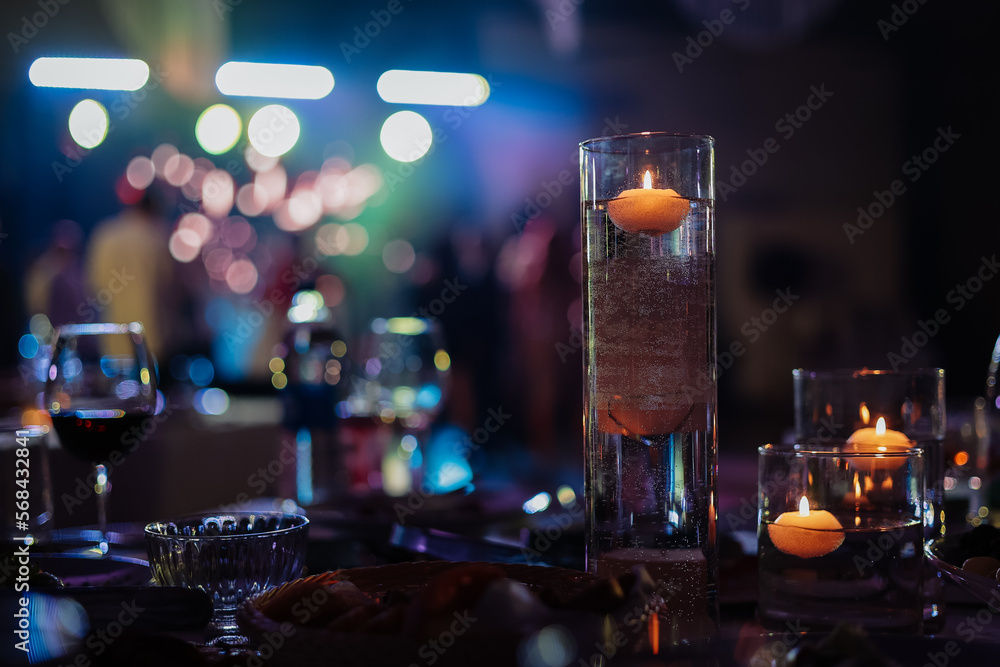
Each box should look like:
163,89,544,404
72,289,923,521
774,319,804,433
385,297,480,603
0,0,997,505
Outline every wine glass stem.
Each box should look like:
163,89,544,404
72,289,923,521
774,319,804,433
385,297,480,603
94,463,109,547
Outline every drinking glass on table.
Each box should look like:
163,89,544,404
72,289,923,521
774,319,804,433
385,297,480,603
340,317,450,495
793,368,947,631
45,322,157,551
758,443,925,634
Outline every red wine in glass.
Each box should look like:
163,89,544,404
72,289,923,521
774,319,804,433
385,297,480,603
45,322,156,550
50,411,148,462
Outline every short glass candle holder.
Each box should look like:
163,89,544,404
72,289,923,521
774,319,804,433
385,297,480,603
758,443,924,634
792,368,946,630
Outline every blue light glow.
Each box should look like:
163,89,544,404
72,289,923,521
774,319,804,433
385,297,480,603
70,409,126,419
422,426,474,493
523,492,552,515
189,356,215,387
415,385,442,410
296,428,313,506
18,334,39,359
193,387,230,416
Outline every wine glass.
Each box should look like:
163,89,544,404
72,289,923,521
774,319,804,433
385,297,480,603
45,322,157,551
341,317,450,495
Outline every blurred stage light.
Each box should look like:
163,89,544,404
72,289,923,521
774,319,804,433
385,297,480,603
29,57,149,90
193,387,230,416
386,317,427,335
125,156,155,189
189,356,215,386
380,111,432,162
433,349,450,372
248,105,300,157
377,70,489,106
151,143,178,177
222,217,255,250
202,169,235,218
216,62,334,99
341,223,369,255
68,100,108,149
382,239,416,273
196,104,242,154
245,145,278,172
287,189,322,228
169,228,202,263
523,492,551,515
225,258,258,294
163,153,195,187
556,485,577,507
179,213,213,246
18,334,39,359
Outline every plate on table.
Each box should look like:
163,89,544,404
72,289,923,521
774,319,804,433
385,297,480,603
926,527,1000,606
29,553,152,587
237,561,659,667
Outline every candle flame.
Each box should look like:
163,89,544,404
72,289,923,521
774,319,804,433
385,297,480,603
875,417,886,436
854,473,861,497
860,403,870,424
798,495,810,517
882,477,893,490
643,170,652,189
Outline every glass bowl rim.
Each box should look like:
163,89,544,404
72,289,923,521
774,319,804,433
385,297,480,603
144,511,309,540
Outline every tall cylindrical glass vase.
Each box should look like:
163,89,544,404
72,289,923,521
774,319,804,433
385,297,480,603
581,133,717,644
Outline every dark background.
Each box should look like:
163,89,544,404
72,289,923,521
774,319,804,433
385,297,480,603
0,0,996,469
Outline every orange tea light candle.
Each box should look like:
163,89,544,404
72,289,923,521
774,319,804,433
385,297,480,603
768,496,845,559
846,417,913,471
607,170,689,235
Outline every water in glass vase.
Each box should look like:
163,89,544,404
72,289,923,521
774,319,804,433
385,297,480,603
583,197,717,642
758,515,923,633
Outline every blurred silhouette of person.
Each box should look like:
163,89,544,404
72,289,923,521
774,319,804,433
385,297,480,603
85,192,174,359
497,217,579,467
24,219,86,326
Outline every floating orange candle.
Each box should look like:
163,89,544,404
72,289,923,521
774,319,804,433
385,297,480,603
607,170,689,235
768,496,845,559
846,417,913,471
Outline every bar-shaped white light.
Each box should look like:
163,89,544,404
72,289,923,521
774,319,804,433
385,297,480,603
29,57,150,91
376,70,490,107
216,62,334,99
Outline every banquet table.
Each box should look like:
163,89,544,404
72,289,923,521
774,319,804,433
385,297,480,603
7,406,1000,666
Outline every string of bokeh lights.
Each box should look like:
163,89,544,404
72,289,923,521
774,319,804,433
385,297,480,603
31,57,489,162
31,58,490,297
